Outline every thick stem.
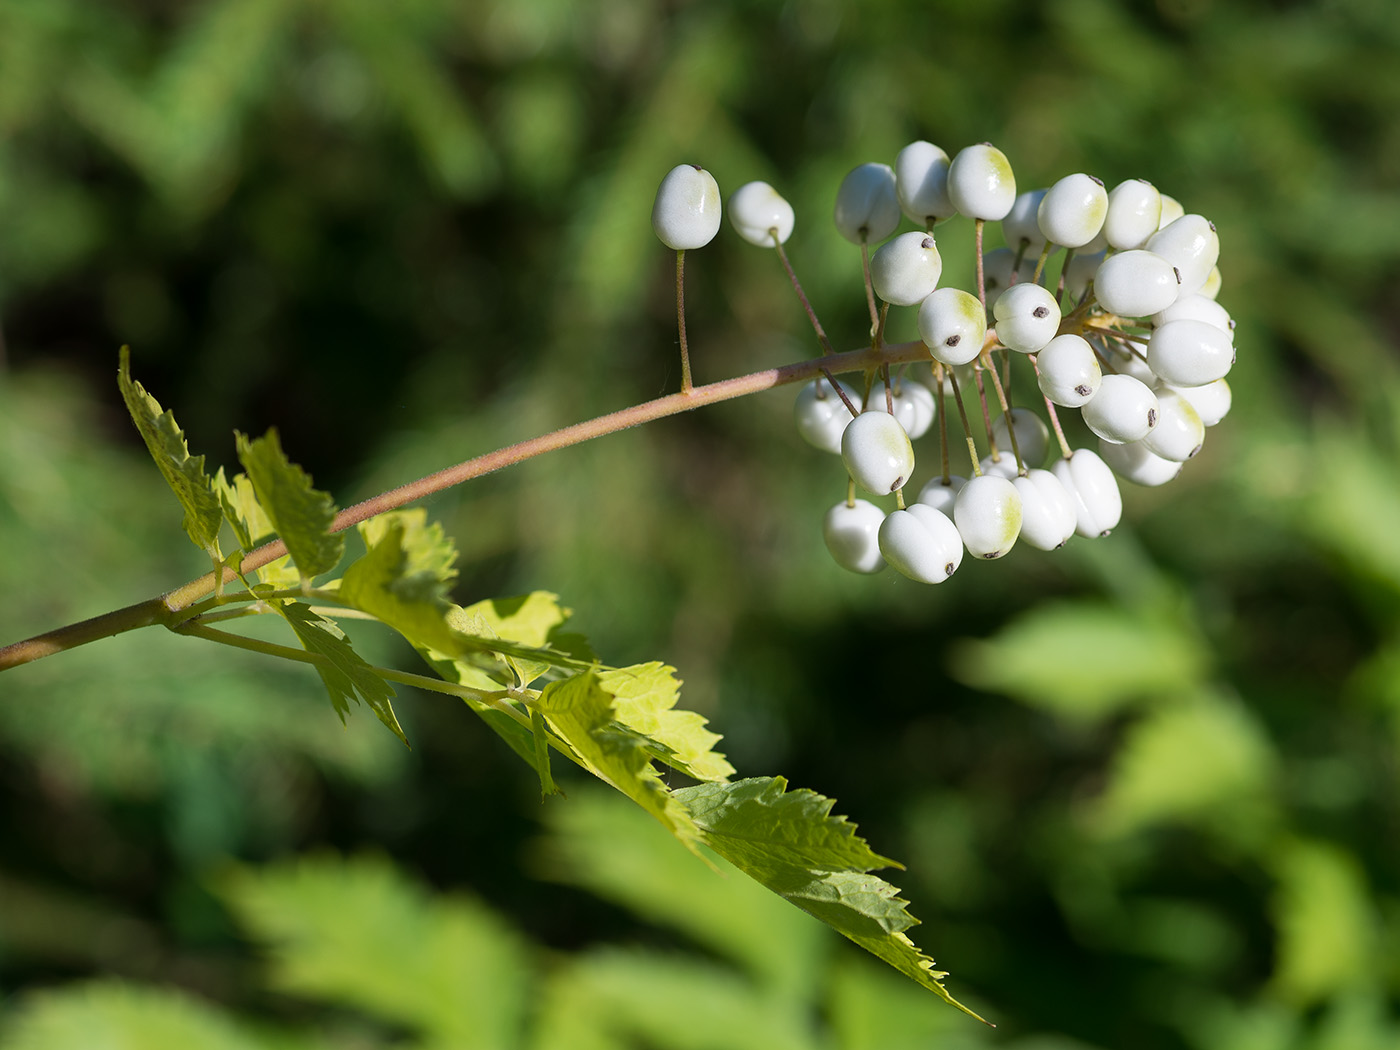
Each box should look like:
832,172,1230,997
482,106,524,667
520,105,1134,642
1,340,936,672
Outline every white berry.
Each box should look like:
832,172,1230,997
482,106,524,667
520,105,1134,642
1146,214,1219,292
1037,173,1108,249
982,247,1039,304
1098,438,1184,487
841,410,915,495
953,474,1023,559
1013,469,1079,550
992,406,1051,468
871,231,943,306
727,181,795,247
1171,377,1231,426
1001,189,1050,254
823,500,887,574
918,287,987,366
1081,373,1159,444
916,474,967,516
1103,179,1162,250
1141,388,1205,461
895,141,954,226
1053,448,1123,537
947,143,1017,221
866,378,936,440
1093,249,1181,318
878,504,964,583
651,164,722,251
834,163,900,244
1199,265,1223,300
992,282,1061,353
1158,194,1185,229
1152,292,1233,333
794,378,860,453
1146,318,1235,387
979,453,1020,480
1036,334,1101,407
1063,249,1106,302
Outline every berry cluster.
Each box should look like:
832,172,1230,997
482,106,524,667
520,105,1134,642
650,146,1233,584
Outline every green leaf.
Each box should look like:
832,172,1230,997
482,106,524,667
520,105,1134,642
950,601,1209,721
1269,839,1376,1005
456,591,571,687
341,514,593,673
117,346,223,560
538,671,701,852
536,788,827,996
1091,693,1277,842
676,777,986,1022
214,471,298,587
277,602,406,746
599,663,733,782
235,429,343,581
1,980,299,1050
218,853,528,1050
530,708,561,798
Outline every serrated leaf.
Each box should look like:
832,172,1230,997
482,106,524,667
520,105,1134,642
235,429,343,581
456,591,570,687
341,514,593,673
676,777,985,1021
278,602,406,745
214,471,298,587
117,346,223,560
539,672,701,852
599,663,733,782
218,854,528,1050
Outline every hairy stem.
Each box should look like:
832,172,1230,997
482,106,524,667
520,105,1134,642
1,339,936,672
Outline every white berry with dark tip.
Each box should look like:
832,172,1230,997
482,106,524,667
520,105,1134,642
871,231,943,306
1013,469,1079,550
953,474,1023,559
918,287,987,366
1093,250,1180,318
1147,318,1235,387
1037,173,1108,249
878,504,964,583
1081,373,1159,444
841,410,915,495
1036,334,1101,407
1141,389,1205,461
652,164,722,250
1103,179,1162,249
1098,438,1184,486
992,282,1061,353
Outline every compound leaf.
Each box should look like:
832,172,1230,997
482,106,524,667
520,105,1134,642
676,777,986,1022
538,672,701,852
235,429,343,581
278,602,405,745
117,346,223,560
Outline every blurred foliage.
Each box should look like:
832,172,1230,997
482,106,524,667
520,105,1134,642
2,0,1400,1047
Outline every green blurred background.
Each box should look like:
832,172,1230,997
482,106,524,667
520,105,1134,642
2,0,1399,1046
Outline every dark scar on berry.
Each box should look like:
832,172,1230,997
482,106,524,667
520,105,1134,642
944,563,955,576
1147,409,1158,426
1033,306,1049,318
1076,384,1091,395
946,335,961,346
